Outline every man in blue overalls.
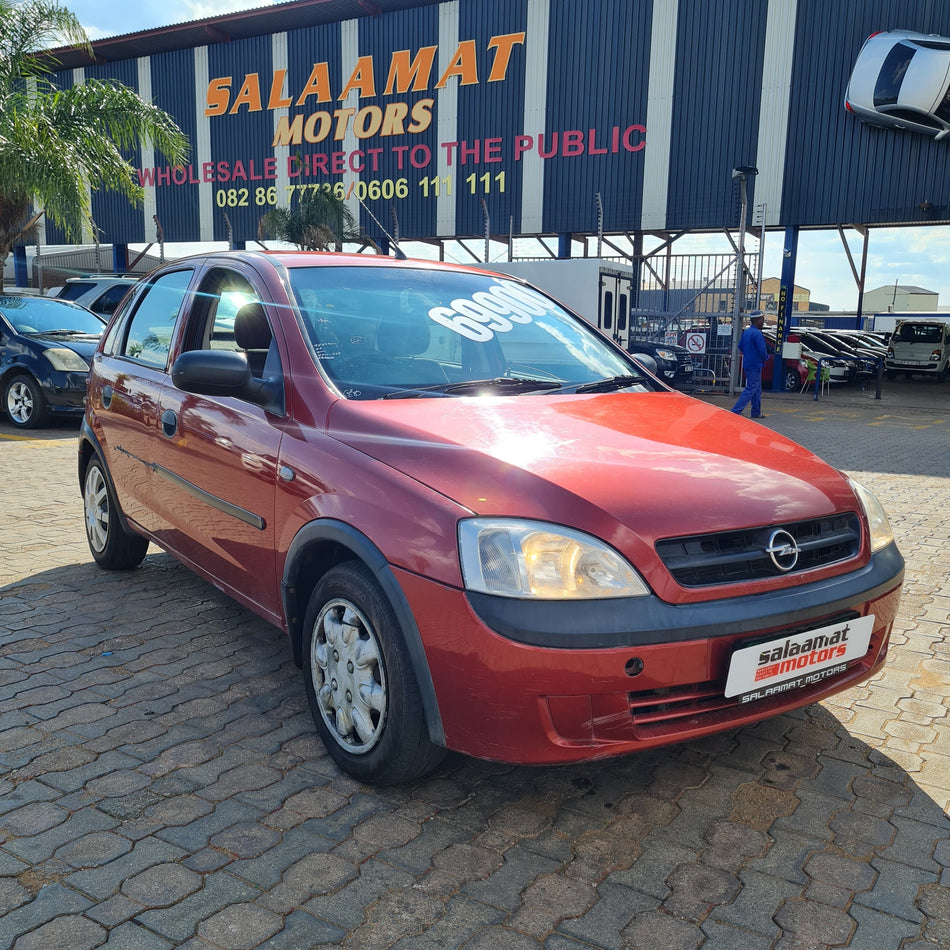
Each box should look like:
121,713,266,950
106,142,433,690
731,310,768,419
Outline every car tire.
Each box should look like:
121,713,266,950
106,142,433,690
303,561,444,785
783,367,800,392
83,456,150,570
4,373,48,429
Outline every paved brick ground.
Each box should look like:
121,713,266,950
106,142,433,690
1,383,948,950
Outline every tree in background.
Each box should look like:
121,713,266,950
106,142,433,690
0,0,189,290
259,185,378,252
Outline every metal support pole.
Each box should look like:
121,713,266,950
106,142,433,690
729,166,757,394
772,226,799,391
755,203,766,308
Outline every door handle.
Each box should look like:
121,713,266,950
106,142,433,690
102,385,113,409
161,409,178,438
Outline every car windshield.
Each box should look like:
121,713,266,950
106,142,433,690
288,266,658,398
0,296,105,335
894,323,942,343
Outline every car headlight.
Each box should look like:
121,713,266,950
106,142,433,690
847,478,894,553
654,348,676,361
458,518,649,599
45,348,90,372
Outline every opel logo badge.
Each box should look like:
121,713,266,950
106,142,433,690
766,529,801,572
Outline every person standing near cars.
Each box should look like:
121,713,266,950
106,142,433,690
731,310,768,418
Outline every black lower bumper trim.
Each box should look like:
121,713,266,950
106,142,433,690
465,544,904,649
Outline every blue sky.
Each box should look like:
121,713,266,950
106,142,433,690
61,0,950,312
66,0,273,38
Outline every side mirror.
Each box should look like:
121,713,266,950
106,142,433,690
171,349,284,413
630,353,658,375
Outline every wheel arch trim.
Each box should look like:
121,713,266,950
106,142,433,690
281,519,445,747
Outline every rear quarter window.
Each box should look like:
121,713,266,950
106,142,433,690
873,42,916,106
120,269,193,369
57,282,95,301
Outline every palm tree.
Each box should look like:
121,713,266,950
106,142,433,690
0,0,189,290
259,186,377,252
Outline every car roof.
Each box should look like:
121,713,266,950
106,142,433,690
169,249,498,276
848,31,950,111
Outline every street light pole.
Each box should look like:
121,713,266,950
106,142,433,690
729,165,758,395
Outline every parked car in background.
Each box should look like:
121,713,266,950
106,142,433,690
823,328,888,358
886,318,950,379
804,329,878,376
763,330,853,384
761,335,810,391
625,338,695,388
80,250,904,785
1,294,106,428
845,29,950,139
52,275,140,317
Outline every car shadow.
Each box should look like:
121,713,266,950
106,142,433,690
2,553,947,948
0,416,82,440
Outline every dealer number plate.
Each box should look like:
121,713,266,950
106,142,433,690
725,615,874,703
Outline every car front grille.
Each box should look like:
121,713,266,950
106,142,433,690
655,514,861,587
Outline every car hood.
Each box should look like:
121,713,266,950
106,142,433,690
35,334,101,360
327,392,859,548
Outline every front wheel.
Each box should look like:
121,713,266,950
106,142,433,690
4,374,48,429
783,367,801,392
83,456,149,570
303,561,444,785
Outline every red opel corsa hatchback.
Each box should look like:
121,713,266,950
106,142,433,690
80,252,904,785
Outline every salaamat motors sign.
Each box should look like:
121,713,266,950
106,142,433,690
725,615,874,705
137,30,646,193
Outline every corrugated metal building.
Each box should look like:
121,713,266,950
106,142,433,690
39,0,950,252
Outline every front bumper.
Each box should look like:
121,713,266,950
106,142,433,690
397,544,903,765
46,371,89,414
887,359,941,373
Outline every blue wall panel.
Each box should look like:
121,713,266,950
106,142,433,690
354,5,442,243
207,34,276,242
785,0,950,227
77,60,145,242
150,48,199,244
667,0,767,230
542,0,652,234
453,0,527,239
284,17,344,244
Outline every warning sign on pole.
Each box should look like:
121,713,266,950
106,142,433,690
685,332,707,355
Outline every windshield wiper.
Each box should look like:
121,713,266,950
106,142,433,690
383,377,563,399
563,375,648,394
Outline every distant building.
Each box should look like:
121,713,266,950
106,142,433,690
758,277,813,312
862,284,938,313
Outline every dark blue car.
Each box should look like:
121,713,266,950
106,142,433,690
0,294,106,428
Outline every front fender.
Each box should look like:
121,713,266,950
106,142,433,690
281,518,445,747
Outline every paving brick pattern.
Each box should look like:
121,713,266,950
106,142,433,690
1,385,948,949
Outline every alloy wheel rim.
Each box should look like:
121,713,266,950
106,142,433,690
8,382,33,424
